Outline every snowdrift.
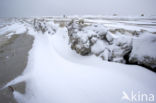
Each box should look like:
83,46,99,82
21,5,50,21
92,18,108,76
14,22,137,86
0,17,156,103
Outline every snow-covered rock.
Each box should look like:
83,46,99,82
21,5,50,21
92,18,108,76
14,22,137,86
91,40,107,55
1,18,155,70
33,19,57,34
67,20,133,63
67,20,102,55
67,19,156,69
129,32,156,69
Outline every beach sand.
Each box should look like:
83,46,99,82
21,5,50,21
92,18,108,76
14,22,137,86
0,34,34,103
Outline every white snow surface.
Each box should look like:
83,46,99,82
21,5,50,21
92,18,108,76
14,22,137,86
6,27,156,103
130,32,156,59
0,23,27,37
91,40,107,55
0,17,156,103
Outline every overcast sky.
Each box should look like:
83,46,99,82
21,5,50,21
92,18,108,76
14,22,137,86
0,0,156,17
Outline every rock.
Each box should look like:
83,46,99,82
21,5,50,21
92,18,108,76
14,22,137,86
67,19,156,71
33,19,56,34
91,40,107,55
67,19,133,63
106,32,115,42
67,20,104,55
100,49,111,61
129,33,156,70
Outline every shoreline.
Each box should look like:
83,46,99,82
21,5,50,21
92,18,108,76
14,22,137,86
0,34,34,103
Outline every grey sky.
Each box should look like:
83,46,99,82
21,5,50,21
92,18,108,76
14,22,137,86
0,0,156,17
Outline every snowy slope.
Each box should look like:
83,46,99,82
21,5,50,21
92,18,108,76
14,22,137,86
1,17,156,103
5,27,156,103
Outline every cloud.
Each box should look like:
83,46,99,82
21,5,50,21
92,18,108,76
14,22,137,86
0,0,156,17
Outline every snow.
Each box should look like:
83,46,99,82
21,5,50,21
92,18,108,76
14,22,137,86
129,32,156,68
106,32,115,42
91,40,107,55
68,20,134,63
1,17,156,103
130,32,156,59
0,23,27,38
85,18,156,33
5,26,156,103
33,19,57,34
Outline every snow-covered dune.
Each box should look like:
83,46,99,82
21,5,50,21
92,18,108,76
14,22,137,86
0,17,156,103
10,27,156,103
